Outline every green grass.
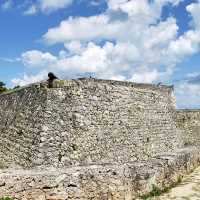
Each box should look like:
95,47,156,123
140,175,183,200
140,184,167,200
0,197,13,200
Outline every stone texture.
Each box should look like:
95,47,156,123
0,78,200,199
0,147,199,200
175,110,200,146
0,78,183,168
0,84,47,168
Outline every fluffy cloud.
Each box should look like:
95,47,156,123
186,1,200,29
44,0,181,44
23,5,37,15
12,70,48,86
174,72,200,108
130,68,160,83
22,50,57,68
176,82,200,108
43,15,123,44
41,1,200,83
0,57,20,63
64,41,84,55
14,0,200,108
39,0,73,13
1,0,13,11
24,0,73,15
167,31,200,59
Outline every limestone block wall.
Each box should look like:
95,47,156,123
175,110,200,146
0,78,183,168
0,84,47,168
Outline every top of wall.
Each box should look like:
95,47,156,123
0,78,174,97
177,109,200,113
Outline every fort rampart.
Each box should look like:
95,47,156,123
0,78,199,199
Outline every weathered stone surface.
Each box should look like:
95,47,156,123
0,78,199,199
175,110,200,146
0,147,199,200
0,78,182,168
0,84,47,168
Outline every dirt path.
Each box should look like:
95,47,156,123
151,167,200,200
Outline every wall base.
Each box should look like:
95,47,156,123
0,147,200,200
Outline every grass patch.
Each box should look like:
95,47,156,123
140,175,183,200
0,197,13,200
140,185,168,200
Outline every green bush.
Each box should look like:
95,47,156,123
141,185,164,199
0,197,13,200
0,81,8,94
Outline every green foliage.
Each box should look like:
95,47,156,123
0,81,5,87
0,81,8,94
13,85,20,90
177,175,182,184
0,81,21,94
141,176,183,200
141,185,165,199
0,197,13,200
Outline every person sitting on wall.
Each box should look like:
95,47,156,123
47,72,58,88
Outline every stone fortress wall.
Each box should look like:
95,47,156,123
0,78,182,168
0,78,200,199
175,110,200,146
0,84,47,168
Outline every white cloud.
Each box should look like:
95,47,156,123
176,82,200,108
13,0,200,108
1,0,13,11
90,0,103,6
22,0,74,15
108,0,152,17
64,41,84,55
107,0,184,20
18,39,173,84
39,0,73,13
167,30,200,60
130,68,160,83
12,71,48,86
59,50,68,59
0,57,21,63
23,5,37,15
186,1,200,29
43,15,123,44
174,71,200,108
43,1,182,47
22,50,57,68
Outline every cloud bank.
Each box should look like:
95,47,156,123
1,0,13,11
24,0,73,15
12,0,200,108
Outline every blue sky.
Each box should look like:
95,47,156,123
0,0,200,108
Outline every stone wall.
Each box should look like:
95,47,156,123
42,79,183,167
0,84,47,168
1,147,199,200
175,110,200,146
0,78,183,168
1,78,200,200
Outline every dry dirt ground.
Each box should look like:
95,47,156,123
151,167,200,200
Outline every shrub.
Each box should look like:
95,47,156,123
0,197,13,200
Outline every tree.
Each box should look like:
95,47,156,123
0,81,8,93
13,85,20,90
